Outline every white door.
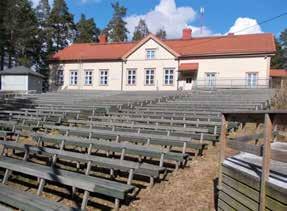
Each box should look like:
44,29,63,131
246,72,258,88
206,73,216,88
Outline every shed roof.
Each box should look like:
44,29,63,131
270,69,287,77
0,66,45,78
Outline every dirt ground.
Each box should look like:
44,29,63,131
121,145,220,211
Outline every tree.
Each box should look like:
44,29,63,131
279,29,287,69
271,38,284,69
47,0,75,52
3,0,39,68
35,0,51,77
75,14,100,43
36,0,50,23
0,0,8,70
156,28,167,40
132,19,149,41
104,1,128,42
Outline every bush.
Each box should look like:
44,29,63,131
271,81,287,109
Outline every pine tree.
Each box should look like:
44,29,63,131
132,19,149,41
35,0,51,78
104,1,128,42
0,0,8,70
271,38,284,69
156,28,167,40
36,0,50,23
75,14,100,43
279,29,287,69
3,0,39,68
47,0,75,52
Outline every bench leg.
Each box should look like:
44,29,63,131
81,190,90,210
2,169,11,184
127,169,134,185
114,198,120,211
149,177,155,187
37,178,45,196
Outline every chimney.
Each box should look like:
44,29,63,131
182,28,192,40
98,34,107,44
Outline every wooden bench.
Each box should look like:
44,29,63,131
42,125,207,156
31,133,188,169
67,119,218,142
0,140,165,186
0,156,134,210
0,183,77,211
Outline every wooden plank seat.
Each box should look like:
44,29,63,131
119,108,220,116
42,125,207,156
88,115,221,129
106,112,222,122
0,130,14,141
0,120,40,131
0,156,134,210
31,133,188,169
0,183,77,211
67,119,218,143
0,141,165,186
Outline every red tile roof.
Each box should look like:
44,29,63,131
51,33,276,62
179,63,199,71
270,69,287,77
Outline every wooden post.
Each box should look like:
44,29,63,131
259,113,272,211
218,114,227,190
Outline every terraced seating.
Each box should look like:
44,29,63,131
89,115,221,131
106,111,222,122
67,119,218,143
42,124,207,155
0,157,134,210
31,133,189,169
0,140,165,186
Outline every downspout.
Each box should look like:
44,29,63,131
121,60,124,91
177,59,180,90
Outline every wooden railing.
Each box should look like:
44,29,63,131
218,111,287,211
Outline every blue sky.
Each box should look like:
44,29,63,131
33,0,287,38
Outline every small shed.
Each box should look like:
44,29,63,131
0,66,45,93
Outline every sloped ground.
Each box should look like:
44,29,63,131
121,145,221,211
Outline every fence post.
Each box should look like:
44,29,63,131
259,113,273,211
218,114,228,190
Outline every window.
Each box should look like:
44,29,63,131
85,70,93,85
100,70,108,85
186,78,192,84
164,69,174,85
127,69,136,85
70,70,78,85
246,72,258,88
146,49,155,59
205,72,216,87
145,69,155,85
57,70,64,85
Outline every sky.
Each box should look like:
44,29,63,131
31,0,287,39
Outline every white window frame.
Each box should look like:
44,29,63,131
84,70,93,86
99,69,108,86
205,72,217,88
164,68,174,85
57,69,64,86
127,69,137,86
70,70,78,86
145,68,155,86
146,49,156,60
246,72,258,88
